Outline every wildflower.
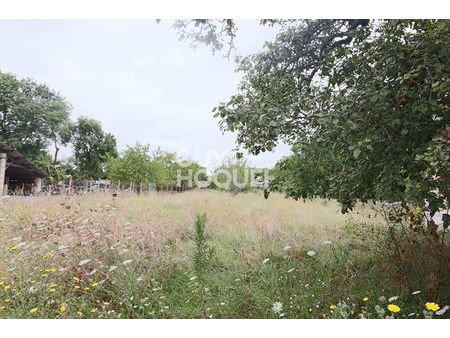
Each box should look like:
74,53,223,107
5,299,10,303
73,277,79,281
412,291,421,295
30,308,37,313
272,301,283,314
0,306,5,310
388,296,398,302
363,297,368,302
330,305,336,310
84,287,90,291
122,259,133,266
77,311,82,315
79,259,91,266
435,305,449,316
425,302,440,312
10,246,17,251
283,246,291,251
262,258,270,264
90,309,97,313
92,283,98,287
29,286,37,293
60,306,66,312
50,268,56,272
0,282,3,286
42,274,48,277
387,304,400,313
50,289,56,292
50,284,57,288
103,302,109,305
74,286,80,289
307,250,316,257
44,269,49,272
31,280,37,284
4,286,10,291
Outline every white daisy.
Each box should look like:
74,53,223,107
272,301,283,314
307,250,316,257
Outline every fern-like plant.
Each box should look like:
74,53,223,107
191,213,215,317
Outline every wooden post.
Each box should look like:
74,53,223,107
34,177,42,195
67,175,72,195
117,180,121,192
0,153,6,197
89,177,93,192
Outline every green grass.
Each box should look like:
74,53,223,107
0,191,448,318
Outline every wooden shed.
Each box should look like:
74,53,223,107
0,143,48,196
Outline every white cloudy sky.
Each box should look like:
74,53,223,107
0,20,291,170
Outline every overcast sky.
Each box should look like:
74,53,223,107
0,20,291,170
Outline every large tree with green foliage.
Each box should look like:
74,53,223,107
0,71,71,167
72,116,118,179
178,20,449,225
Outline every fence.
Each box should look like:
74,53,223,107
37,177,193,196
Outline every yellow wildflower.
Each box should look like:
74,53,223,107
330,305,336,310
47,252,51,256
74,285,80,289
44,269,49,272
4,286,10,291
0,306,5,310
425,302,440,312
77,311,82,315
50,289,56,292
84,287,90,290
30,308,37,313
31,280,37,284
0,278,6,280
92,282,98,287
60,306,66,312
363,297,368,302
90,308,96,313
103,302,109,305
0,282,3,286
73,277,79,281
43,256,47,258
5,299,10,303
16,292,21,296
50,268,56,272
10,246,17,251
50,284,57,288
42,274,48,277
387,304,400,313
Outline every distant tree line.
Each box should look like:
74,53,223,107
0,71,209,187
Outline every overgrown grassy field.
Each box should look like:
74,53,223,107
0,191,448,318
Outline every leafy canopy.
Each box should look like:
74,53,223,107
179,20,449,220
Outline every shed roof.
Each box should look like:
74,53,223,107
0,143,48,180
